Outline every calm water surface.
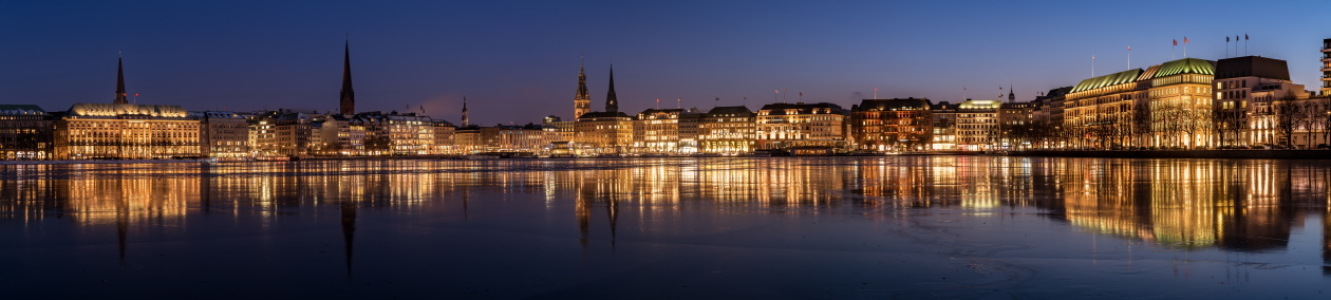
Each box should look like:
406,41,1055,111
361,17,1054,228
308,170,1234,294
3,156,1331,298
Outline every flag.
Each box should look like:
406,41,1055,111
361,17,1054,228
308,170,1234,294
1227,36,1230,42
798,92,803,97
1245,34,1249,40
1173,39,1178,46
1184,36,1189,44
1127,46,1131,51
774,89,779,94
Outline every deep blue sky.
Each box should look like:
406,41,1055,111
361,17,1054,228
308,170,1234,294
1,0,1326,124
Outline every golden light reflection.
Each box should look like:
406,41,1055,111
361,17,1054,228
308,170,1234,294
1,157,1329,255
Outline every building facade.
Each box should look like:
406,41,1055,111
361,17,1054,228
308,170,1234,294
754,102,848,151
0,105,54,160
54,103,201,160
849,98,933,152
698,106,755,154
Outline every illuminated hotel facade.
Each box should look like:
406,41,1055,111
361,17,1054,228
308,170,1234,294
849,98,933,152
697,106,756,154
53,103,201,160
754,102,848,151
0,105,53,160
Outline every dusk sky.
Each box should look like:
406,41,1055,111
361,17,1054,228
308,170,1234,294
2,0,1326,124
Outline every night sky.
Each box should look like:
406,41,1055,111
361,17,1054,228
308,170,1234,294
1,0,1326,125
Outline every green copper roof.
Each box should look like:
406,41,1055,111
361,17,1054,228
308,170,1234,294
1071,69,1142,93
1153,58,1214,78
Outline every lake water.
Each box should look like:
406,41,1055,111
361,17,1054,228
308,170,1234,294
2,156,1331,298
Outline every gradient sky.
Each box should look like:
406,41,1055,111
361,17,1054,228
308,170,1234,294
1,0,1327,125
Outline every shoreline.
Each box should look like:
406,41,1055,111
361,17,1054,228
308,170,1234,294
4,149,1330,165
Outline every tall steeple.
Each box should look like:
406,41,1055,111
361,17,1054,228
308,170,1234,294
339,40,356,115
461,96,470,127
1008,84,1015,103
574,55,591,119
605,65,618,113
114,54,127,104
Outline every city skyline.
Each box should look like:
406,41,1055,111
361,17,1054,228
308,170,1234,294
1,0,1328,125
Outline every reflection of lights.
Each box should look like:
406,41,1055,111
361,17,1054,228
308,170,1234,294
0,157,1322,255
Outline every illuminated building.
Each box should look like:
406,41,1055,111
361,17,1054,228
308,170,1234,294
308,114,364,156
632,108,702,153
849,98,933,152
542,115,574,144
955,99,1001,150
573,65,633,154
698,106,755,154
1062,58,1215,149
1030,87,1071,148
53,103,201,159
1147,58,1215,148
0,105,53,160
574,112,633,154
432,120,456,154
998,101,1036,149
1322,38,1331,95
754,102,848,152
452,124,548,153
1273,96,1331,148
357,112,434,155
1212,56,1309,147
1064,68,1150,149
573,59,591,119
191,111,250,159
929,101,958,150
249,110,315,156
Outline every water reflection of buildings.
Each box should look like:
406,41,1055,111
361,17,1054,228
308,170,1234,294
3,157,1331,271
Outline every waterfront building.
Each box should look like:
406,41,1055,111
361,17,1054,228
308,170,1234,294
454,125,482,153
1064,68,1150,149
53,58,200,160
1213,56,1309,147
698,106,755,154
574,112,633,154
1273,96,1331,148
432,120,456,154
1147,58,1216,148
251,110,316,157
849,98,933,152
1322,38,1331,96
357,112,434,155
543,115,575,144
929,101,959,150
1031,87,1071,148
955,99,1001,150
0,105,54,160
632,108,702,153
192,111,250,159
54,103,201,159
998,101,1037,149
572,65,633,154
754,102,848,152
308,114,363,156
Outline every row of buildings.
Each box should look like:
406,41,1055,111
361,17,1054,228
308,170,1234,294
3,39,1331,160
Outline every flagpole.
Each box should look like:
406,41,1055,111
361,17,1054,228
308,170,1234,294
1127,45,1131,69
1091,55,1096,77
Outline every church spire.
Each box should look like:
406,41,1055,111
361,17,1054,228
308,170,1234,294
574,54,590,118
339,40,355,115
114,54,127,104
1007,84,1015,103
605,65,618,113
461,96,470,127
